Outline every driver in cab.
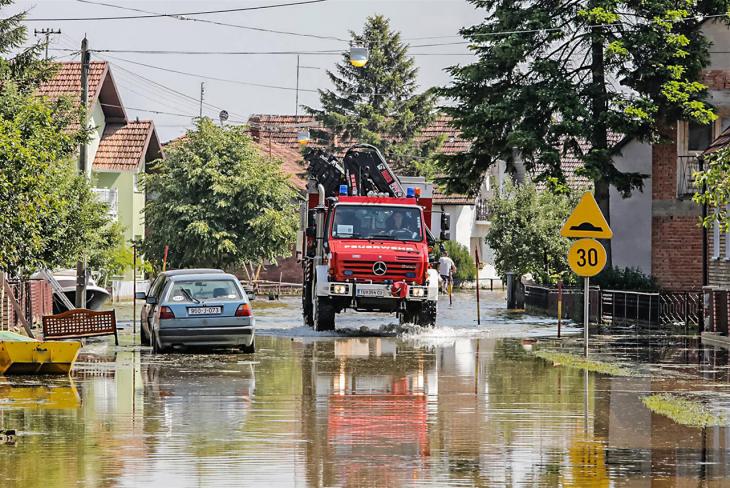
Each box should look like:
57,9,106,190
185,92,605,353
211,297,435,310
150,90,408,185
388,211,418,240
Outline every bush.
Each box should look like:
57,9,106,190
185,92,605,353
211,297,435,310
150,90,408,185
436,240,476,284
591,266,658,292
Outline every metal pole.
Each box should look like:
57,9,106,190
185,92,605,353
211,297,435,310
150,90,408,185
199,82,205,118
75,37,90,309
295,55,300,116
557,280,563,338
475,248,481,325
133,243,137,337
584,277,590,357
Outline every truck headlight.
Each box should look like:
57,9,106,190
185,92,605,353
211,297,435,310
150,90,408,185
411,287,426,297
331,284,349,295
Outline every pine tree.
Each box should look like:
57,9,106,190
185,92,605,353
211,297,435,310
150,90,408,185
0,0,53,90
304,15,440,175
439,0,727,265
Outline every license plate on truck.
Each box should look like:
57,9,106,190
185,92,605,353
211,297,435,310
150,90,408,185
356,288,385,297
188,306,222,315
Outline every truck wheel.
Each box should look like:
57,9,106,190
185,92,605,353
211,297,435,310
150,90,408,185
399,304,417,325
302,262,314,327
314,297,336,332
417,301,437,327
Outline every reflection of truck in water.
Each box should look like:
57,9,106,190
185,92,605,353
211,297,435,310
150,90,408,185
299,145,449,331
300,338,435,486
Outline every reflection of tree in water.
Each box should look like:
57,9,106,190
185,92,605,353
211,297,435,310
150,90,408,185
300,338,435,488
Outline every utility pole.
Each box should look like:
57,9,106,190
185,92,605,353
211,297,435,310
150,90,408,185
199,82,205,118
295,55,300,116
75,37,90,309
34,28,61,60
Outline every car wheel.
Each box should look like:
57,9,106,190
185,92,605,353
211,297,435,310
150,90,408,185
240,339,255,354
151,329,163,354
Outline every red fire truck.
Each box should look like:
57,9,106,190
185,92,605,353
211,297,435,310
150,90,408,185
298,145,449,331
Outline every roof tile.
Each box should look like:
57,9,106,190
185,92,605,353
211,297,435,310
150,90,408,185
37,61,108,102
93,121,155,171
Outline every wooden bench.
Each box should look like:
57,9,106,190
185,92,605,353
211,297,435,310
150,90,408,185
42,309,118,345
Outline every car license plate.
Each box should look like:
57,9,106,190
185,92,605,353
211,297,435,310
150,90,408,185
356,288,385,297
188,306,222,315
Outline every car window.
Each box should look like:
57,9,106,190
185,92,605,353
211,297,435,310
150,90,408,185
147,276,161,298
154,277,167,298
166,279,242,303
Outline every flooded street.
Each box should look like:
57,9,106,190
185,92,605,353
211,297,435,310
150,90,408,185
2,291,730,487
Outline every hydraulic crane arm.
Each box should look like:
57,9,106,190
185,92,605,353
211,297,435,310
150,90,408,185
304,144,404,198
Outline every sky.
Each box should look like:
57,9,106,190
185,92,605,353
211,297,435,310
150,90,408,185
9,0,483,141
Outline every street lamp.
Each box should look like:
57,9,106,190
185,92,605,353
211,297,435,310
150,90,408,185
297,129,311,145
350,45,368,68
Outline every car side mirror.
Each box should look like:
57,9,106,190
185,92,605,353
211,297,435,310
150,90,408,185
135,292,146,300
145,296,158,305
305,226,316,238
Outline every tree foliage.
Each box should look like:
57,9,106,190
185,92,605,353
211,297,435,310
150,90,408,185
486,182,575,284
694,146,730,231
143,118,299,270
439,0,729,263
0,3,114,277
304,15,440,175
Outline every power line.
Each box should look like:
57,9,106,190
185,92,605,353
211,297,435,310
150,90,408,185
25,0,329,22
74,0,348,42
106,54,319,93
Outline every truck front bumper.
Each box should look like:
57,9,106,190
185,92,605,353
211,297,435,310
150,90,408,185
326,282,430,301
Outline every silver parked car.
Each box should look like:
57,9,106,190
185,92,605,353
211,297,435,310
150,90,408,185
137,269,255,353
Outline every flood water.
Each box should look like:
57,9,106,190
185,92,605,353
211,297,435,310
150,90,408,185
2,291,730,487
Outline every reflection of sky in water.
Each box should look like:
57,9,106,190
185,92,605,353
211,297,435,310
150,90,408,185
2,296,730,487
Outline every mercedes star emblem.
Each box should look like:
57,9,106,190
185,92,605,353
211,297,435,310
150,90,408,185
372,261,387,276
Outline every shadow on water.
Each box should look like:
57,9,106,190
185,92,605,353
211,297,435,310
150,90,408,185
2,292,730,486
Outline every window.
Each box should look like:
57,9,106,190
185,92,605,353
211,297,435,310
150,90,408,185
688,121,712,152
167,279,242,303
331,205,423,242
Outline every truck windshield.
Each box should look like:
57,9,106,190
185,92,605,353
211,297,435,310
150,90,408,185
331,205,423,242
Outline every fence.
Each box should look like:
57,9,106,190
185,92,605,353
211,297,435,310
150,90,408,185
1,279,53,331
525,284,702,329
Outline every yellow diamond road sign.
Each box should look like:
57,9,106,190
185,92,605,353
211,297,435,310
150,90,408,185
560,192,613,239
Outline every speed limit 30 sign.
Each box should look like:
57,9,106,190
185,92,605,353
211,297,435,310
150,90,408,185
568,238,607,277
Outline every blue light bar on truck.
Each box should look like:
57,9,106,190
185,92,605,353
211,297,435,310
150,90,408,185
339,184,348,195
406,187,415,198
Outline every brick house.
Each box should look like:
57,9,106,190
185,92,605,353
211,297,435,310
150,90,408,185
701,128,730,288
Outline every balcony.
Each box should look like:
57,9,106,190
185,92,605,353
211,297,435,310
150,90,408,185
677,155,701,199
93,188,118,220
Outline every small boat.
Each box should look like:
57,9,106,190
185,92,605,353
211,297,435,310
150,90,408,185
48,269,111,313
0,331,81,375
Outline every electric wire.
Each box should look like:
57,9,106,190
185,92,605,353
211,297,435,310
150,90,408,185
73,0,348,42
24,0,329,22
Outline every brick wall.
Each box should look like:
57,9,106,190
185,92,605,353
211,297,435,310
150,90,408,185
651,124,704,290
709,224,730,287
652,216,703,290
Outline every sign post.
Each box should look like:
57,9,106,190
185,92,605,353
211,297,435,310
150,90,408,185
560,192,612,357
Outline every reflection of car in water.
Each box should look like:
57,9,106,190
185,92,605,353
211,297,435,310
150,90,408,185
301,338,436,486
144,361,255,433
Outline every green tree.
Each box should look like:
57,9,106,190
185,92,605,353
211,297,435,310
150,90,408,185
439,0,728,266
143,118,299,269
0,1,115,278
304,15,440,175
694,146,730,230
486,182,574,284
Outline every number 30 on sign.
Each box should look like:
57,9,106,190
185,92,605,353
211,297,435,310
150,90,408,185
568,238,607,277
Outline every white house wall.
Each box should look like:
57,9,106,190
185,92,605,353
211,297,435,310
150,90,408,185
609,139,652,274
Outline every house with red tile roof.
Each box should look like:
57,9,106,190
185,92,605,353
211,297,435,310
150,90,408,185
37,61,162,291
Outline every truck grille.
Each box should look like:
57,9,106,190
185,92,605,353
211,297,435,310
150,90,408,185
341,260,419,281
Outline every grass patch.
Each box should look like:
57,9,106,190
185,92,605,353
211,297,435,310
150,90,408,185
533,351,634,377
641,394,726,428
